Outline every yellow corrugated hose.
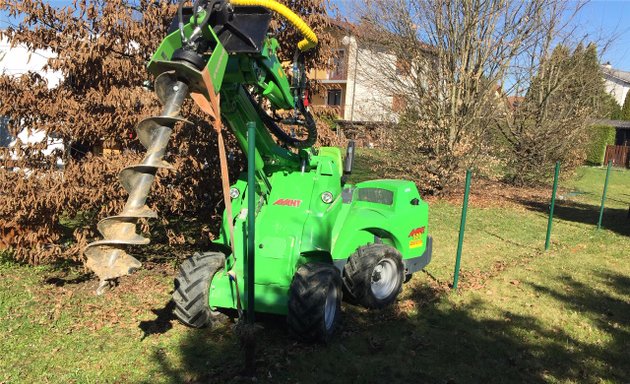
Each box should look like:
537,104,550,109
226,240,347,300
229,0,318,51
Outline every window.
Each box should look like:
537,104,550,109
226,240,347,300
356,188,394,205
0,117,12,147
329,49,346,79
327,89,342,106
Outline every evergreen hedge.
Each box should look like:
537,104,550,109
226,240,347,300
587,125,616,165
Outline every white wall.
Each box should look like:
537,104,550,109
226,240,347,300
343,36,398,123
0,36,64,166
0,36,62,88
603,74,629,106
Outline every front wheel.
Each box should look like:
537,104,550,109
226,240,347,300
343,244,404,309
287,263,342,343
172,252,225,328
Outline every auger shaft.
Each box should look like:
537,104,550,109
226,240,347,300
84,77,190,294
125,82,189,210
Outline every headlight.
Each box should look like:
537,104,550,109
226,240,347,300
321,191,334,204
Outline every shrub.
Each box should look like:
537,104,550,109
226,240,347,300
0,0,336,265
586,125,616,165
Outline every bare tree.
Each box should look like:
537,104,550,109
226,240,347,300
352,0,596,191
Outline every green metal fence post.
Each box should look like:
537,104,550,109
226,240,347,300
453,169,472,291
597,160,612,230
545,161,560,251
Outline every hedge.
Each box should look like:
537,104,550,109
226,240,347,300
586,125,616,165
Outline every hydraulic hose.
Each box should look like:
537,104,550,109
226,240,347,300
229,0,318,51
246,88,317,148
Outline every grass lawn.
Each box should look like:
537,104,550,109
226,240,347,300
0,160,628,384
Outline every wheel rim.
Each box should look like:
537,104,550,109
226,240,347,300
324,283,337,330
370,258,399,300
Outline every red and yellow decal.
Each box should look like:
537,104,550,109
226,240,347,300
273,198,302,207
408,226,425,249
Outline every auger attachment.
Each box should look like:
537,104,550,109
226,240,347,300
84,72,191,295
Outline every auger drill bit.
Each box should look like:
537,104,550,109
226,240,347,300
84,72,191,295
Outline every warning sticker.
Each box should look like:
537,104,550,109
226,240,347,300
408,226,425,249
409,239,424,249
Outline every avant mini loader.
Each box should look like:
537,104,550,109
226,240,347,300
84,0,432,342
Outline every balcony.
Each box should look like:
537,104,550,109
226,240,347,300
310,104,345,119
326,49,348,81
328,66,347,81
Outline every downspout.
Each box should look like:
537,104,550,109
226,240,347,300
350,37,358,122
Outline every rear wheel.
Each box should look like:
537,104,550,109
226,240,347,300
343,244,404,309
173,252,225,328
287,263,342,343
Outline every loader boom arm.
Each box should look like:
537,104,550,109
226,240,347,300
84,0,318,292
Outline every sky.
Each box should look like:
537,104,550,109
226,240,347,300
573,0,630,71
332,0,630,71
2,0,630,71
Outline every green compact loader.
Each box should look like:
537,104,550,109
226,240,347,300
84,0,432,342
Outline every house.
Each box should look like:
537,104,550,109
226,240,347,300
0,35,123,163
0,36,64,167
308,22,404,123
0,36,62,87
601,63,630,106
599,63,630,147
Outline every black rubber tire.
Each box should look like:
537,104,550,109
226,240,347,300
287,263,342,343
173,252,225,328
343,244,404,309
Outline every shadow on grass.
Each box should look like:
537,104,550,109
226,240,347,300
514,198,630,237
44,274,93,286
42,259,93,286
525,271,629,379
144,272,628,384
139,300,177,340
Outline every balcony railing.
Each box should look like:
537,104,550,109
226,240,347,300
310,104,345,119
328,66,347,81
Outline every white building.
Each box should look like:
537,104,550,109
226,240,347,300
309,32,401,123
0,36,64,165
309,20,432,126
0,36,62,87
342,35,398,122
601,63,630,106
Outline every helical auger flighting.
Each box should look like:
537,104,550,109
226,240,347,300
84,72,191,295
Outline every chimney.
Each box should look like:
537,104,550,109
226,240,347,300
603,61,612,70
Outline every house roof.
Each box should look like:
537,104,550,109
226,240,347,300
328,18,357,34
594,119,630,129
331,18,435,54
601,65,630,85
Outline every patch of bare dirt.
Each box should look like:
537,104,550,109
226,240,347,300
426,178,558,209
34,261,177,333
